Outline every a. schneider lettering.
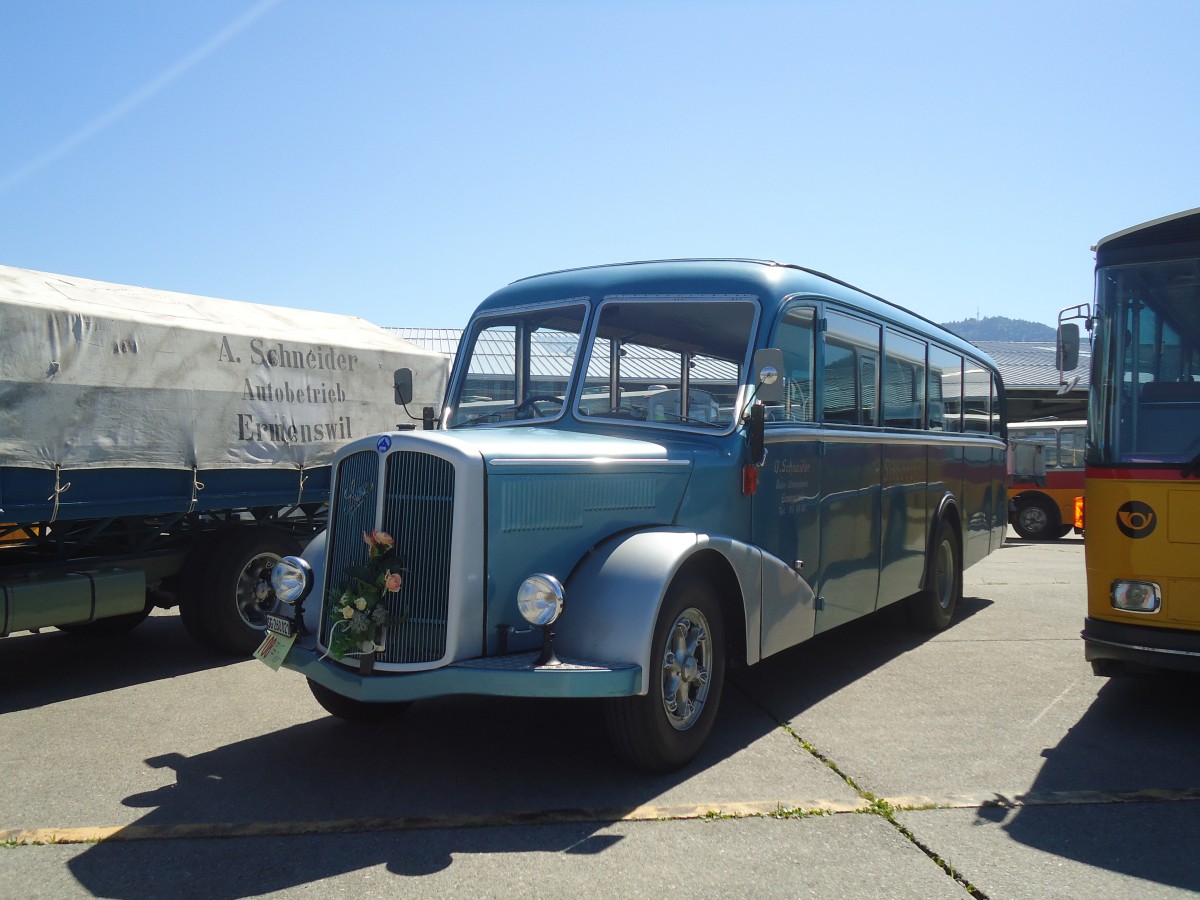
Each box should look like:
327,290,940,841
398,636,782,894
218,335,360,446
217,336,360,372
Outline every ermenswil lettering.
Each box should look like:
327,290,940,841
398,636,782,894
236,415,353,444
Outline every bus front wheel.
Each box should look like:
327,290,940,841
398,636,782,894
603,577,726,773
307,679,413,723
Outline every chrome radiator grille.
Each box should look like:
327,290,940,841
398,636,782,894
322,448,456,666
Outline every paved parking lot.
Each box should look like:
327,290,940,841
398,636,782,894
2,532,1199,898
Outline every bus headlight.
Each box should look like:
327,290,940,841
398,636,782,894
1111,580,1161,613
517,574,565,626
272,556,314,605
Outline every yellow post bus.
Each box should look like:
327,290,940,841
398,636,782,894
1007,419,1086,540
1059,208,1200,675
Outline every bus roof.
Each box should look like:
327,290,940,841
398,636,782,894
479,258,992,367
1093,207,1200,253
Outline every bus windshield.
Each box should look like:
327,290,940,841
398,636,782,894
1090,258,1200,465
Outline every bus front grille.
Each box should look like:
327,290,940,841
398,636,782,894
322,448,456,666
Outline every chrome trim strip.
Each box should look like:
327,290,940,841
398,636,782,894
765,428,1006,449
488,458,692,468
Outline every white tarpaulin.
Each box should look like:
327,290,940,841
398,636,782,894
0,265,449,470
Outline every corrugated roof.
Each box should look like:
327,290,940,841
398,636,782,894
388,328,1089,393
972,341,1091,390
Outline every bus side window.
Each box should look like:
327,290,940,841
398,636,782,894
928,346,963,432
1061,426,1085,468
884,331,927,429
773,306,815,422
963,360,990,434
824,311,881,426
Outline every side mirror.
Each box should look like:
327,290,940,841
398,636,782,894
751,348,785,404
1056,324,1080,372
394,368,414,406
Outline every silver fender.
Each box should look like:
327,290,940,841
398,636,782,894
554,528,767,695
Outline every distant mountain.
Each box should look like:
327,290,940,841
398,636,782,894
940,316,1056,342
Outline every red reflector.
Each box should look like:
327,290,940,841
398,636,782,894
742,465,758,495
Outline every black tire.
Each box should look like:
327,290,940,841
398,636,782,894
1013,497,1062,541
193,526,302,656
177,529,226,650
907,518,962,632
603,576,726,773
307,678,412,723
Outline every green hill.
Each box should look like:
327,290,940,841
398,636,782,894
940,316,1055,342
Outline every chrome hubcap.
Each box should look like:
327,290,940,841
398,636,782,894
1020,506,1048,535
236,553,280,628
934,540,954,609
660,607,712,731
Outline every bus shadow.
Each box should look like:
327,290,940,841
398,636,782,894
731,594,993,713
989,672,1200,892
0,614,241,714
65,698,665,895
64,600,969,896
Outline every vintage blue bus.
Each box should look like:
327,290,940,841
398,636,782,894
263,259,1008,772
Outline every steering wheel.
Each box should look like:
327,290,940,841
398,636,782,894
515,394,565,419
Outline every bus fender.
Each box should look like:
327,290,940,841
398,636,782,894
555,528,762,695
926,494,962,589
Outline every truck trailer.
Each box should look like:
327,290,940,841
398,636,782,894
0,265,447,654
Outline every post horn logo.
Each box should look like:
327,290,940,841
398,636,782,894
1116,501,1156,539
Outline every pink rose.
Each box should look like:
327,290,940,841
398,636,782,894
384,571,403,592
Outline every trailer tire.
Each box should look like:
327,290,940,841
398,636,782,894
603,576,726,773
907,518,962,632
197,526,302,657
177,530,226,650
307,678,412,723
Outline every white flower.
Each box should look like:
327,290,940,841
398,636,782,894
355,597,368,611
341,605,355,619
360,639,376,653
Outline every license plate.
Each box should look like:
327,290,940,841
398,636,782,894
265,613,295,637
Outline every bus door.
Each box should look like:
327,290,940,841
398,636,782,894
754,305,820,658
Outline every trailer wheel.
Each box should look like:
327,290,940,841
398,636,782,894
177,530,225,650
1013,496,1062,541
603,576,726,773
907,518,962,632
197,527,302,656
307,678,412,723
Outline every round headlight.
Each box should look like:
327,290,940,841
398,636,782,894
272,556,313,605
517,574,565,626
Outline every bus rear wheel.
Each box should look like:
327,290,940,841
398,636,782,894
908,519,962,632
1013,497,1062,541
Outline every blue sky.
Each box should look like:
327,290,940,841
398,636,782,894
2,1,1196,330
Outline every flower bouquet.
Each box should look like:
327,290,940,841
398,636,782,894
326,530,405,664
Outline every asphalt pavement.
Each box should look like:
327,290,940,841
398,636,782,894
2,531,1198,899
